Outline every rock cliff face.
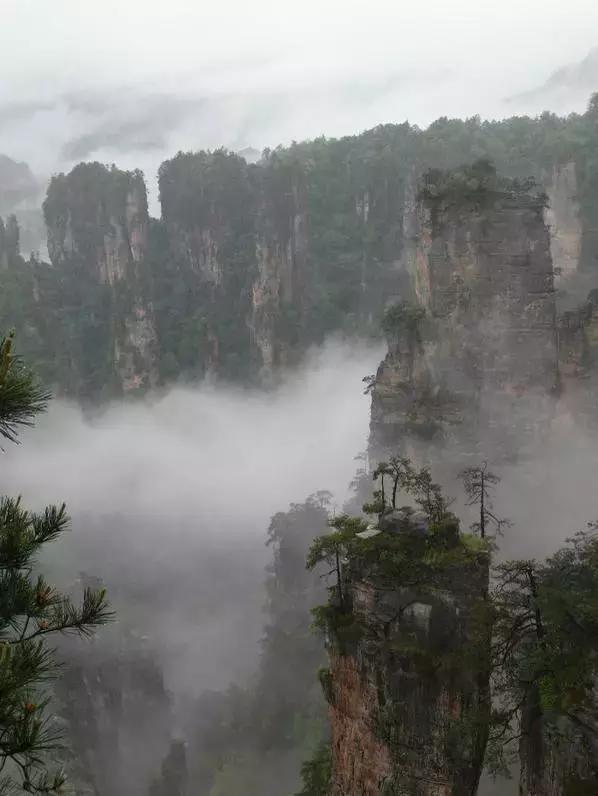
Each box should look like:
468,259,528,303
557,290,598,426
4,103,595,399
57,638,172,796
156,150,258,380
0,214,19,268
322,518,490,795
0,154,39,214
370,165,558,461
156,147,401,383
251,157,308,379
544,162,582,287
43,163,158,396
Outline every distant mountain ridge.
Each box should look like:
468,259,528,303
507,46,598,105
0,153,40,213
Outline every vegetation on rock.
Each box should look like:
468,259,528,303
2,99,598,398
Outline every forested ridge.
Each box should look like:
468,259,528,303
1,97,597,399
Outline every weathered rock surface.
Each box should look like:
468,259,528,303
0,214,19,268
324,521,490,795
250,158,308,380
370,167,559,461
544,162,582,287
43,163,158,396
556,290,598,426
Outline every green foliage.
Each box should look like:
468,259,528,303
157,150,259,383
317,668,334,706
367,456,452,523
43,163,147,257
304,455,598,789
381,303,426,339
307,458,489,672
487,529,598,775
4,100,598,397
419,158,544,208
0,334,50,445
295,742,331,796
0,333,113,793
307,515,367,610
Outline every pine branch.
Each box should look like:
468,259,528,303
0,334,50,446
13,588,114,644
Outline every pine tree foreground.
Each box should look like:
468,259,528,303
0,332,113,793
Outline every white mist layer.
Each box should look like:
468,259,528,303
3,340,380,522
0,340,383,695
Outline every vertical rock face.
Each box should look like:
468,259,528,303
0,216,7,269
324,519,490,795
0,214,19,268
0,154,39,214
43,163,158,396
370,165,558,460
544,162,582,287
251,156,308,379
557,290,598,425
57,639,172,796
156,144,411,384
158,150,260,380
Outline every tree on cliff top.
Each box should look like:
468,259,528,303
0,332,112,794
459,462,511,540
306,515,366,610
365,456,452,523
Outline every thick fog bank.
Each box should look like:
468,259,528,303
1,340,382,693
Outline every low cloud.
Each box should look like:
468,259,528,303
1,340,381,693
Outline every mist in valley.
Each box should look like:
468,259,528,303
2,336,598,794
0,341,380,793
1,3,598,794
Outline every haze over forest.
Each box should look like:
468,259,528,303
1,0,598,210
2,2,598,795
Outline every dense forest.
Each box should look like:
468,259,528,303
1,96,597,399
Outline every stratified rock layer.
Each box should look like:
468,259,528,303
370,168,558,461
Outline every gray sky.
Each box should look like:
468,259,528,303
1,0,598,205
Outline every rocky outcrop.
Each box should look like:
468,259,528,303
544,162,582,287
0,214,19,268
7,103,591,400
157,146,410,383
43,163,158,395
322,517,490,795
370,164,559,461
158,150,261,380
556,290,598,425
0,154,39,214
57,636,173,796
251,156,308,379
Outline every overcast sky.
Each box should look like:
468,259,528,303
1,0,597,205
